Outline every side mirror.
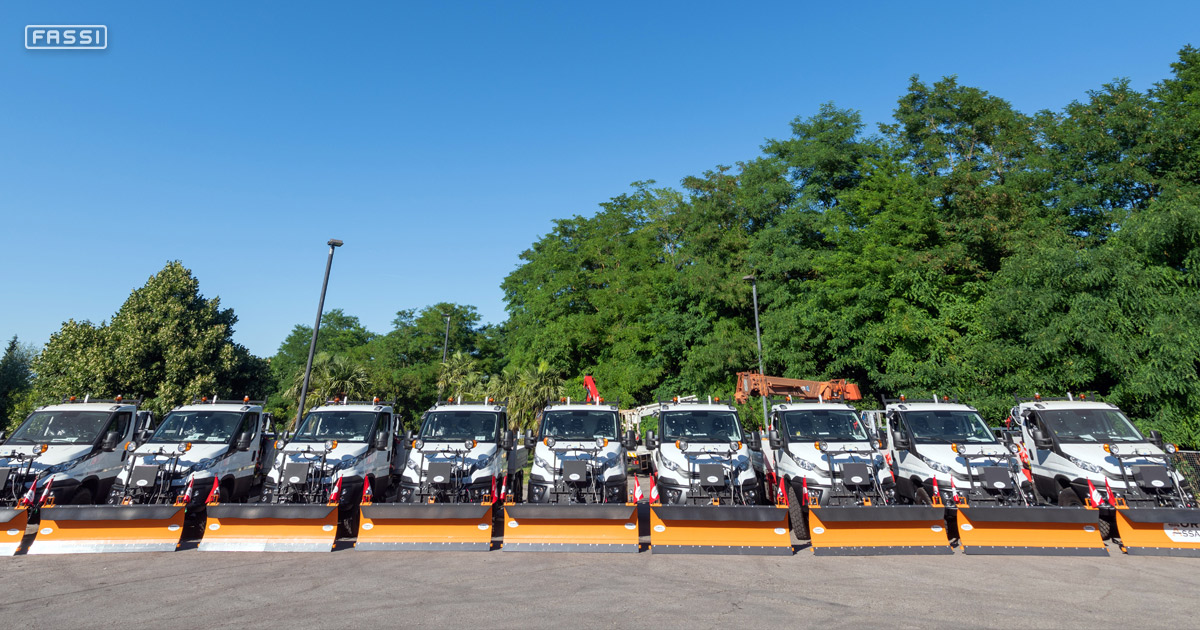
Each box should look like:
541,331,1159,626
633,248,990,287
523,429,535,450
768,430,782,451
1031,428,1052,450
747,431,762,452
892,430,910,450
136,428,153,446
235,432,253,451
646,430,659,451
372,431,390,451
622,430,637,451
501,430,515,451
1149,429,1164,448
101,431,120,452
403,429,415,444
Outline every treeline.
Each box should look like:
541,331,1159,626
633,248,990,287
6,47,1200,445
502,46,1200,446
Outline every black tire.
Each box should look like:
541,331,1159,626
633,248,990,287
785,481,809,540
914,487,933,505
1097,515,1113,540
70,486,94,505
514,472,525,503
220,479,236,504
1058,487,1083,507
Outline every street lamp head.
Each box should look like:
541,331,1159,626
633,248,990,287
742,274,756,282
328,239,344,247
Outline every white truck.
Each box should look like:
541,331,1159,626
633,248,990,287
0,396,152,555
1,396,149,507
111,397,276,506
880,395,1107,555
642,398,790,554
198,398,400,552
525,400,635,504
753,398,891,538
1011,394,1200,555
354,399,527,551
499,400,641,552
646,398,762,506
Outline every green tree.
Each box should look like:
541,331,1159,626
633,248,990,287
285,352,373,421
0,336,35,430
30,262,270,418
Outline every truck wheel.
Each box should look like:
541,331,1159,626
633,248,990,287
914,488,933,505
1058,487,1082,507
1097,516,1113,540
785,482,809,540
70,487,94,505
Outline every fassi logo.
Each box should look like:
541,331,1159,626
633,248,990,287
25,25,107,50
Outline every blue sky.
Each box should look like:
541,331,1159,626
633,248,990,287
2,2,1198,357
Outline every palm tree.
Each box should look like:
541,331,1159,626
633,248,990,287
287,353,373,423
437,351,479,400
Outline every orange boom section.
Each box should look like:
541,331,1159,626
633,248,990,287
734,373,862,405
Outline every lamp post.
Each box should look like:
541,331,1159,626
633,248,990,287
441,314,452,363
295,239,343,429
743,274,769,430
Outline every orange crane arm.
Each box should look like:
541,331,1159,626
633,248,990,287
734,372,862,405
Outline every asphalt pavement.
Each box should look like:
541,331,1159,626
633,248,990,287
1,538,1196,630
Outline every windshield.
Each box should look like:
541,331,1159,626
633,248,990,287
661,410,743,442
782,409,868,442
902,410,995,443
1037,408,1144,443
419,411,499,442
294,411,377,443
151,410,243,444
540,410,619,440
8,410,112,445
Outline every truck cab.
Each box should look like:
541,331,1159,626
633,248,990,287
0,397,148,506
758,399,890,506
267,400,399,508
881,396,1021,506
398,400,526,503
112,397,274,505
525,401,636,504
1011,396,1194,510
646,399,761,506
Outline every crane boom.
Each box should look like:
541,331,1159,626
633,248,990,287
734,372,862,405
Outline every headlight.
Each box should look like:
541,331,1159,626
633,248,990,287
534,455,552,470
474,451,497,469
1069,457,1103,474
659,455,684,473
791,456,819,472
190,458,218,472
42,458,83,475
734,458,749,472
924,459,952,474
405,457,421,471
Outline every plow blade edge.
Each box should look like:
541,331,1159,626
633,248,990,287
808,505,953,556
957,505,1107,556
27,505,185,554
199,504,338,552
0,507,29,555
1115,507,1200,556
502,504,638,552
356,503,494,551
649,505,791,555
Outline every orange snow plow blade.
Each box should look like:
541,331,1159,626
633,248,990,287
356,502,495,551
956,504,1107,555
502,504,639,552
649,504,791,555
1114,503,1200,557
807,504,953,555
198,504,338,552
27,505,185,554
0,507,29,556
